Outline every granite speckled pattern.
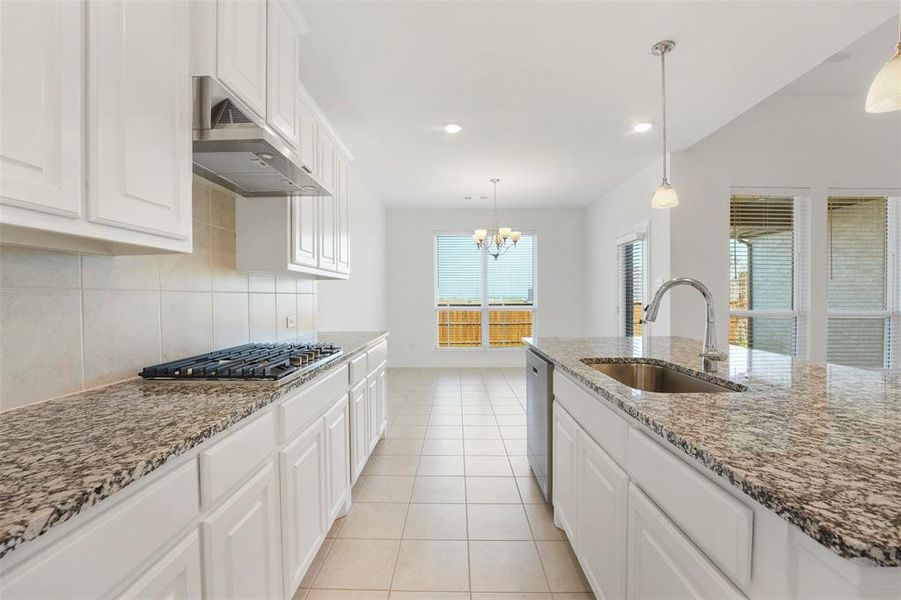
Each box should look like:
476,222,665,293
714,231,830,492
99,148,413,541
525,336,901,567
0,331,387,560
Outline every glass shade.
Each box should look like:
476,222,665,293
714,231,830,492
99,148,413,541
511,231,522,242
652,183,679,208
499,227,512,239
865,46,901,113
474,229,487,241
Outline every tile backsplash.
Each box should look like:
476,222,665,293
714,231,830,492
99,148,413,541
0,178,317,412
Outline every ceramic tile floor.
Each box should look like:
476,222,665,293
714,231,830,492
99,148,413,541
294,367,596,600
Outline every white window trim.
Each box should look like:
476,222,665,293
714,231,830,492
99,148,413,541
825,191,901,370
433,230,538,351
615,221,650,337
728,189,809,359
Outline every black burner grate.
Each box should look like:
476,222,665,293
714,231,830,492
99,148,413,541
140,343,343,381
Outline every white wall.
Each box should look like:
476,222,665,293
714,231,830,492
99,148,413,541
585,158,672,337
386,208,587,367
317,171,388,331
668,95,901,360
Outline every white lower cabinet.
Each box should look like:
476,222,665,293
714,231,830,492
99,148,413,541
628,484,744,599
324,396,351,523
577,429,628,600
0,347,390,600
201,461,283,600
551,401,578,539
118,531,203,600
377,366,388,435
280,418,327,596
350,379,368,484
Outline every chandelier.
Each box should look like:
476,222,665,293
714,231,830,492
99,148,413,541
472,178,521,259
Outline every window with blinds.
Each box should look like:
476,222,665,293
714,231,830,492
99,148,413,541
728,195,798,355
435,233,535,348
617,239,644,336
826,197,891,369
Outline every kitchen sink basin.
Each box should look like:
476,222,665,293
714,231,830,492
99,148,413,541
580,359,743,393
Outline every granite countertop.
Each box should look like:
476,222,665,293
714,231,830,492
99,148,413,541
524,336,901,567
0,331,388,561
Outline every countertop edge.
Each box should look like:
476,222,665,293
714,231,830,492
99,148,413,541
524,340,901,568
0,331,389,561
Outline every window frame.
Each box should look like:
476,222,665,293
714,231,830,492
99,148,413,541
728,188,809,359
433,230,538,351
825,189,901,370
614,221,650,337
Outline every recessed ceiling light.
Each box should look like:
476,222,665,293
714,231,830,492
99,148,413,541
444,123,462,134
633,122,653,133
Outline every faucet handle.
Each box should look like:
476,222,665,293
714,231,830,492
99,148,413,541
700,349,727,361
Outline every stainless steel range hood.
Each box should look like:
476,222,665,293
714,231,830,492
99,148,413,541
192,76,329,197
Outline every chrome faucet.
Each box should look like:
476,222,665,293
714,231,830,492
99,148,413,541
641,277,727,372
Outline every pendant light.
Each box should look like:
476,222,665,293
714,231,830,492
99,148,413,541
865,4,901,113
472,179,521,260
651,40,679,209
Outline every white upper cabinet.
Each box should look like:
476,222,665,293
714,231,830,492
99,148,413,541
0,0,83,219
292,196,318,268
297,88,319,174
318,194,338,272
0,0,192,254
217,0,267,119
88,0,191,241
267,0,302,148
336,155,351,274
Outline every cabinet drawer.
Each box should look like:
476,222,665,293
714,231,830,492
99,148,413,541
1,461,198,599
280,365,348,441
366,340,387,375
554,372,628,466
628,483,745,599
628,428,752,589
199,412,275,509
349,353,367,386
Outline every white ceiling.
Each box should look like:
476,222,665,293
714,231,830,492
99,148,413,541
297,1,898,209
779,16,899,98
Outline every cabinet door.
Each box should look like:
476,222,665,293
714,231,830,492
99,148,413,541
552,402,578,540
366,374,380,453
217,0,267,118
578,430,628,600
317,129,337,195
201,461,282,600
291,196,318,267
280,419,327,594
267,0,300,147
377,366,387,437
296,92,318,174
0,0,83,218
318,195,338,272
350,381,368,484
628,484,744,600
324,395,350,522
88,0,191,240
118,531,203,600
336,157,351,274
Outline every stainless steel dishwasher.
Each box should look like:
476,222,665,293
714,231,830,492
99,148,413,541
526,349,554,502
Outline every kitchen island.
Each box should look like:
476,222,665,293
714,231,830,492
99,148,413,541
525,335,901,599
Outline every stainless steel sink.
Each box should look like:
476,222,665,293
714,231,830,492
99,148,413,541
580,360,743,393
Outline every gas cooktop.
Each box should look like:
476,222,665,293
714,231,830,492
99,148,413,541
140,342,343,381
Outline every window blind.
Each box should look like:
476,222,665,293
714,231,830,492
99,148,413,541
436,235,482,306
488,234,534,305
617,239,643,336
826,197,890,368
728,195,796,354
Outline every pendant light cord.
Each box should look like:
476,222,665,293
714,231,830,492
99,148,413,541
661,49,668,185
